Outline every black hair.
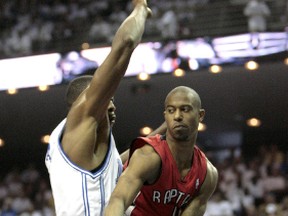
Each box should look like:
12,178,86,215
66,75,93,108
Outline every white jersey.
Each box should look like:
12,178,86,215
45,119,122,216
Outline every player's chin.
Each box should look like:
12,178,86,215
109,118,116,127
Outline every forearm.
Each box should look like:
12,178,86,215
147,122,167,137
105,174,142,216
106,147,158,216
111,1,151,50
104,196,126,216
87,1,151,115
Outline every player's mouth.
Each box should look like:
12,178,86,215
173,124,187,129
109,114,116,123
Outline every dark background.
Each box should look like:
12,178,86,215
0,53,287,177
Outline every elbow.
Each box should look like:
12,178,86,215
122,35,139,50
113,36,138,58
111,35,137,57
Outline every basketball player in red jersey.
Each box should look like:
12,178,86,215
105,86,218,216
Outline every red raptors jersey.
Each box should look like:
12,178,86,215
126,134,207,216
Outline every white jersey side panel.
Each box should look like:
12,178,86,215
45,119,122,216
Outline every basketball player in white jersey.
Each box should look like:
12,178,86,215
45,1,152,215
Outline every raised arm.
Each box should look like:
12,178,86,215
62,0,152,168
84,0,152,122
69,0,151,126
105,145,161,216
180,160,218,216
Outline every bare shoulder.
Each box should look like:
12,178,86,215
128,144,161,184
131,144,161,166
137,143,158,154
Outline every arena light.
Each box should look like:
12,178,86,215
41,135,50,144
0,138,5,147
209,65,222,74
173,68,185,77
137,72,150,81
198,123,207,131
38,85,49,91
7,88,18,95
245,60,259,71
140,126,153,136
246,118,261,127
0,53,62,91
81,42,90,50
188,58,199,70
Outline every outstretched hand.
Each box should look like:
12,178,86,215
132,0,153,18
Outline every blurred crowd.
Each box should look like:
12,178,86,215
205,143,288,216
0,0,208,59
0,164,54,216
1,0,287,60
0,143,287,216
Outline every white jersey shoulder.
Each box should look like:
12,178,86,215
45,119,122,216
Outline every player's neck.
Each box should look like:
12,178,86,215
168,143,194,180
166,133,196,152
167,139,194,167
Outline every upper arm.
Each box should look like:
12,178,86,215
60,45,134,169
62,36,136,154
181,159,218,216
109,144,161,209
83,40,135,121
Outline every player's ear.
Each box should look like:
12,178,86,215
199,109,205,122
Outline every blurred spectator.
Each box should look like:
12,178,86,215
11,188,33,214
0,181,8,202
286,0,288,25
21,163,40,184
109,4,128,25
0,143,287,215
241,159,258,189
1,197,17,216
158,7,179,40
89,15,114,43
204,190,234,216
262,166,286,195
258,193,283,216
268,144,286,170
0,165,55,216
244,0,271,33
244,0,271,48
4,168,23,198
246,174,265,206
241,188,256,215
219,159,239,196
245,204,258,216
281,196,288,216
